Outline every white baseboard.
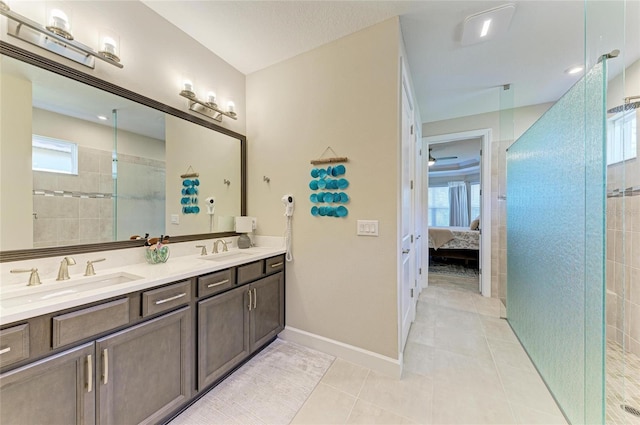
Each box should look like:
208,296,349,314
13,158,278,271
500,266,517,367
279,326,402,378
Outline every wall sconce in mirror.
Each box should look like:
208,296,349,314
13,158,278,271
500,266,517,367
0,3,123,68
179,80,238,122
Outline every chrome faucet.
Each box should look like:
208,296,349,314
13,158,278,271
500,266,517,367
56,257,76,281
196,245,208,256
213,240,228,254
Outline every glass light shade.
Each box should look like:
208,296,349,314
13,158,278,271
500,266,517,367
207,92,217,105
98,30,120,62
46,7,73,40
227,101,236,115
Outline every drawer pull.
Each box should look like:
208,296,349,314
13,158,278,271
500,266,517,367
154,293,186,305
270,262,284,268
87,354,93,393
248,289,252,311
102,349,109,385
0,346,11,355
207,279,230,288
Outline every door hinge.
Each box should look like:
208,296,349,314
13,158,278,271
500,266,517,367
410,125,414,135
410,288,414,298
419,149,422,156
419,267,422,275
480,149,482,156
480,188,482,196
410,180,414,189
411,234,414,243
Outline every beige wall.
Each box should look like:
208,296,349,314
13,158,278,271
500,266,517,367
0,73,33,250
165,115,241,236
1,1,246,135
246,18,401,359
423,103,553,301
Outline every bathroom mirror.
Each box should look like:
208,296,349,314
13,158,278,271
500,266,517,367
0,43,246,261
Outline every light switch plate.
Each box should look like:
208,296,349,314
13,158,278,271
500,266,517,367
357,220,379,236
171,214,179,224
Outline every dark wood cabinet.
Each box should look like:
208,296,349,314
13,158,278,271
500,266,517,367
0,343,95,425
0,255,285,425
249,272,285,352
197,286,250,390
96,307,191,425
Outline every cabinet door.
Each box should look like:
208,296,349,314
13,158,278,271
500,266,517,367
250,272,285,352
96,307,191,425
0,343,95,425
198,285,250,390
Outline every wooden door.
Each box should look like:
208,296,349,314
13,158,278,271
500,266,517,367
0,343,95,425
198,285,250,390
249,272,285,352
96,307,191,425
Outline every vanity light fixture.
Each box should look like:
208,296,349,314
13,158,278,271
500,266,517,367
0,4,123,69
179,81,238,122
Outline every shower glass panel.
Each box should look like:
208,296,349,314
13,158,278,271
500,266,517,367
506,60,607,424
112,109,166,241
498,83,514,314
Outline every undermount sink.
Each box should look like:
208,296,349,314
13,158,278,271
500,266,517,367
1,272,143,309
199,251,253,262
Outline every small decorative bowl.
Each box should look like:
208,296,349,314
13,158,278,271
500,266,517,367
145,246,170,264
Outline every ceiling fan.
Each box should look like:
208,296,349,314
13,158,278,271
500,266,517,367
428,148,458,166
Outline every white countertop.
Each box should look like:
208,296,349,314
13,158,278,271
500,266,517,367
0,245,286,325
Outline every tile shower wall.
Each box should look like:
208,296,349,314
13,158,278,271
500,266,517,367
492,139,510,307
32,146,165,247
606,151,640,357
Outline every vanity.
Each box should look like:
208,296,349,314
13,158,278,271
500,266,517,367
0,246,286,425
0,33,276,424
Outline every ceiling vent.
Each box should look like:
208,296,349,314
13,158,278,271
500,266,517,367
461,4,516,46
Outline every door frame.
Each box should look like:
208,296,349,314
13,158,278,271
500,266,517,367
422,129,492,297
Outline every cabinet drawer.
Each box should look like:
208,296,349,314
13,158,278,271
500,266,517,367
265,255,285,275
142,280,191,317
53,298,129,348
0,324,29,368
237,261,263,285
198,268,236,298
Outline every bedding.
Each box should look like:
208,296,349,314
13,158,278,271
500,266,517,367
428,226,480,250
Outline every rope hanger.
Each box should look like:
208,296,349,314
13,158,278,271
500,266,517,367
310,146,348,165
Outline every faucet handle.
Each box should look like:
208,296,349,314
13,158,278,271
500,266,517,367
196,245,208,256
10,268,41,286
85,258,106,276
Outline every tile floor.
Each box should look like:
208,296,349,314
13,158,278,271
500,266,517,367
172,273,568,424
606,340,640,424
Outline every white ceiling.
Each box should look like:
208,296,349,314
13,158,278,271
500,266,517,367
144,0,640,123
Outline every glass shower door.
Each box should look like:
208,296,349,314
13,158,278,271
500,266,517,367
506,58,608,424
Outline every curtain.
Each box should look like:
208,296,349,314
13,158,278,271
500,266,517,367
448,181,469,227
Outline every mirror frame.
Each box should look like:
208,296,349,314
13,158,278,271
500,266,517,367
0,41,246,262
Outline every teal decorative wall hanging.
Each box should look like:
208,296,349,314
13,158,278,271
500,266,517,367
309,147,349,218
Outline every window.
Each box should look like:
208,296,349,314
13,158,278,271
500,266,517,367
607,110,637,165
32,135,78,175
428,182,481,226
470,183,480,220
428,186,449,226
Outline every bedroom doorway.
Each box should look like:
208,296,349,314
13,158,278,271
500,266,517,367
422,129,492,297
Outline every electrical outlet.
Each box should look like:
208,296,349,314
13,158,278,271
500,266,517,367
251,217,257,230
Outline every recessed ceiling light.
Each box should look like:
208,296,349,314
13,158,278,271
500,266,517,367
565,66,584,75
461,4,515,46
97,115,108,120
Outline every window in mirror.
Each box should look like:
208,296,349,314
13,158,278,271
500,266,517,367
607,109,637,165
32,135,78,175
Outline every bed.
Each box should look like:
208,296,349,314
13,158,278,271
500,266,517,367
428,226,480,263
